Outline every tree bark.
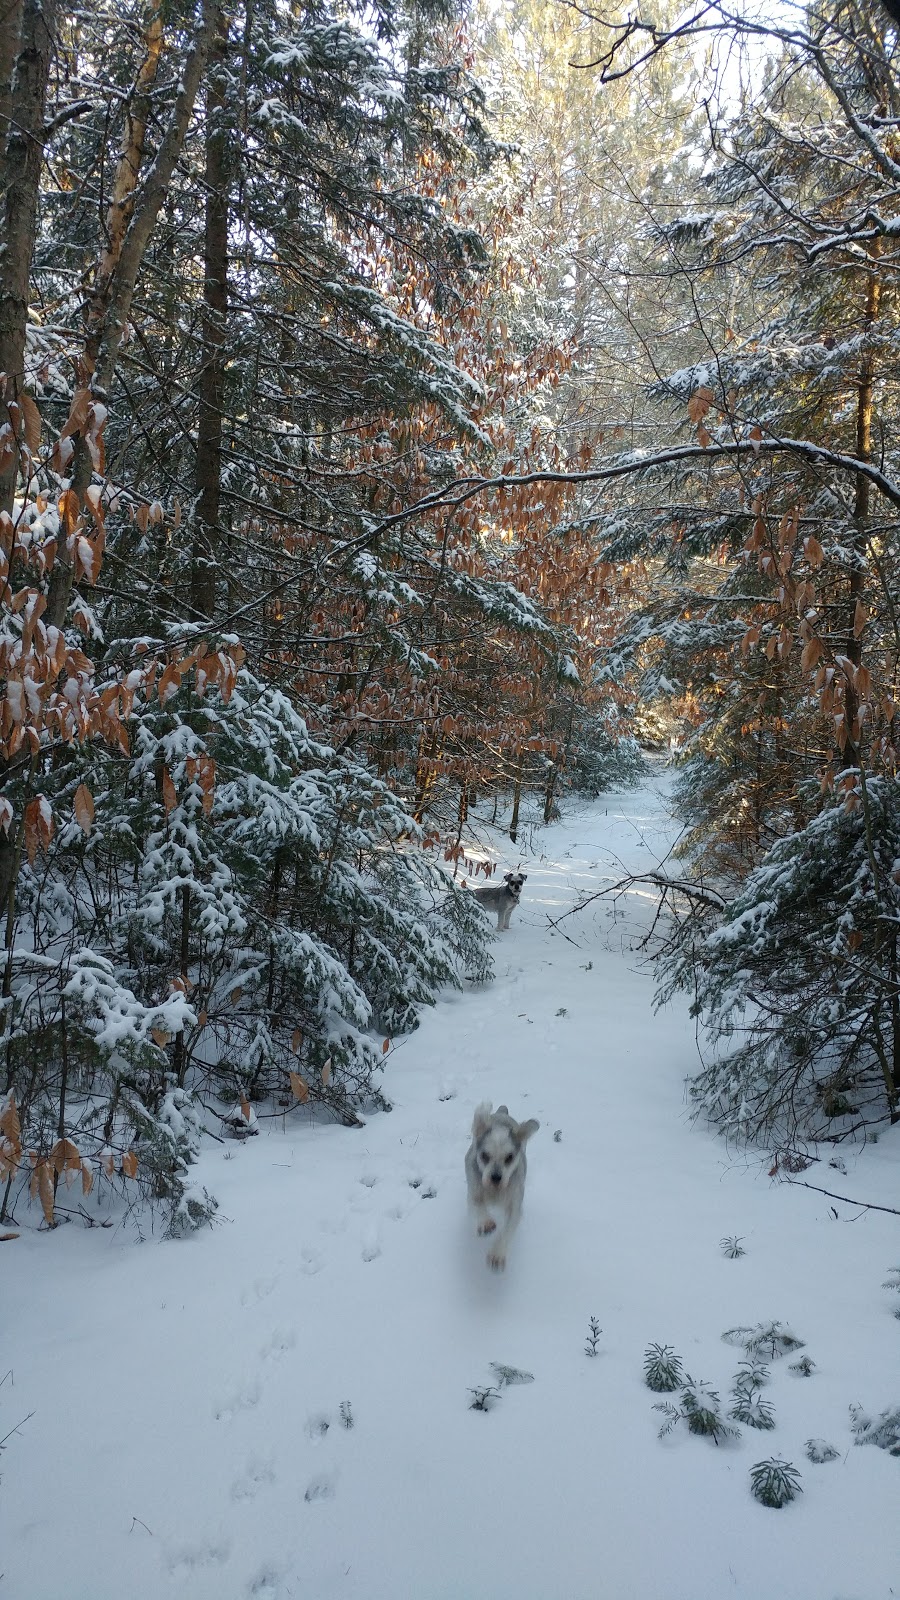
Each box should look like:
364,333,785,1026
0,0,56,515
192,5,230,619
45,0,216,630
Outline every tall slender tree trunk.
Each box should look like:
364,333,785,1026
842,261,880,766
44,0,216,632
0,0,56,927
192,5,230,619
0,0,56,515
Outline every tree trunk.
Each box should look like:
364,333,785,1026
842,262,881,766
0,0,57,515
45,0,216,631
509,755,524,844
192,5,230,619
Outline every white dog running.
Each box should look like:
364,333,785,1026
465,1101,540,1271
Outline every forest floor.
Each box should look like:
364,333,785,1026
3,775,899,1600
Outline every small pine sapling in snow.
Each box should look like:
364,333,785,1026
584,1317,602,1357
468,1385,502,1413
749,1457,802,1508
805,1438,839,1464
850,1403,900,1456
656,1377,739,1444
730,1365,776,1430
722,1321,805,1360
789,1356,816,1377
720,1235,746,1258
643,1343,683,1391
883,1268,900,1316
490,1363,534,1387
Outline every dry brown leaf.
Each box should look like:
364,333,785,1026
0,1230,20,1241
73,782,95,834
382,1038,390,1055
0,1091,21,1153
321,1057,332,1088
240,1095,251,1122
102,1148,116,1179
122,1150,139,1179
161,766,177,813
291,1027,303,1055
30,1159,55,1226
229,986,243,1005
49,1137,81,1175
150,1027,171,1048
20,393,41,456
289,1071,309,1103
81,1164,94,1197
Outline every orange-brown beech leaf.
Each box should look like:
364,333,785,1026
803,535,824,568
49,1137,81,1175
59,487,81,531
687,385,714,423
158,663,182,705
161,766,177,814
197,1009,208,1027
73,782,94,834
229,986,243,1005
765,635,777,660
102,1148,115,1179
150,1027,171,1048
848,929,864,952
382,1038,391,1055
0,1231,20,1241
240,1095,251,1122
199,755,215,816
30,1159,55,1226
81,1164,93,1196
0,1091,21,1154
135,503,150,533
853,600,868,638
800,638,823,674
290,1071,309,1103
748,424,763,454
23,796,53,864
697,424,711,449
291,1028,303,1055
60,388,91,440
856,665,871,700
321,1057,332,1088
20,393,41,456
122,1150,139,1180
882,695,896,722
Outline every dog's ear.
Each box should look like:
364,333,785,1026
515,1118,540,1143
520,873,528,881
496,1103,509,1116
503,872,513,883
472,1101,492,1138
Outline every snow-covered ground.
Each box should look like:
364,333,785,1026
3,779,899,1600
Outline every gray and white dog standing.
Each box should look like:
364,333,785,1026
470,870,527,931
465,1101,540,1271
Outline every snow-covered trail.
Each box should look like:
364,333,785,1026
4,781,899,1600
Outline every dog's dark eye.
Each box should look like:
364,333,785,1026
480,1151,490,1165
504,1154,514,1166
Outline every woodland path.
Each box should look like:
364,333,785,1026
3,780,899,1600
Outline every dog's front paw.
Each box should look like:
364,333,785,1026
476,1217,497,1236
487,1250,506,1272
